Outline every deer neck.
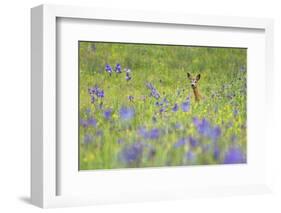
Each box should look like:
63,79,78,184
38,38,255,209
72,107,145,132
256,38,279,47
192,87,200,102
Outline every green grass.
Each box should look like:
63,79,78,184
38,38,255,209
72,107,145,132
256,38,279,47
79,42,247,170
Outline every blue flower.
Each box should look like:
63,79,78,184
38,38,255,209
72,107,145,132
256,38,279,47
103,109,112,120
223,147,246,164
80,119,88,128
214,145,220,160
87,117,97,127
146,82,160,99
186,151,197,162
126,72,132,81
181,100,190,112
172,103,179,112
149,128,160,139
90,96,95,103
88,85,97,95
88,85,104,102
96,89,104,98
174,138,186,148
84,134,93,145
105,64,113,75
119,107,135,121
121,143,143,164
159,107,166,113
115,63,122,73
138,127,160,140
210,126,221,141
193,117,221,141
189,136,198,147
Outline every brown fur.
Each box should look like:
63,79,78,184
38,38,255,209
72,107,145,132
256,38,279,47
187,73,201,102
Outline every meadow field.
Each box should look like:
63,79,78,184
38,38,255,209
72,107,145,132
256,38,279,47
79,41,247,170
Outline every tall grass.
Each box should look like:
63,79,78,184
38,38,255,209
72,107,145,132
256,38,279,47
79,42,247,170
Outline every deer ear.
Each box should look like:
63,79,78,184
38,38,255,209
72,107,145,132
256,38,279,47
196,74,201,81
187,73,191,79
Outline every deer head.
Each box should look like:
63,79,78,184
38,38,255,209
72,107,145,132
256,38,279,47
187,73,201,89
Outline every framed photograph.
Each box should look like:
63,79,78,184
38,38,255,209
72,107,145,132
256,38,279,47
31,4,274,208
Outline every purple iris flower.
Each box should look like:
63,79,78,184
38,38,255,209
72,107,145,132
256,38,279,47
105,64,113,75
126,72,132,81
83,134,93,145
214,145,220,160
223,147,246,164
149,128,160,139
174,138,186,148
103,109,112,120
119,107,135,120
172,103,179,112
121,143,143,164
80,119,88,128
181,100,190,112
189,136,199,147
96,89,104,98
186,151,197,162
115,63,122,73
87,117,97,127
146,82,160,99
138,127,160,140
193,117,221,141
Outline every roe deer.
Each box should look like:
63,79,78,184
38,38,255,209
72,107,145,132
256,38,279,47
187,73,201,102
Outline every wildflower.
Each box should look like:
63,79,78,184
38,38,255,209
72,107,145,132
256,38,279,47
181,100,190,112
149,128,160,139
146,82,160,99
80,119,88,128
88,85,104,103
223,147,246,164
96,89,104,98
119,107,135,120
115,63,122,73
193,117,221,141
213,145,220,160
103,109,112,120
138,127,161,140
172,103,179,112
126,72,132,81
120,143,143,164
186,151,197,162
88,85,98,96
90,95,95,103
209,126,221,141
159,107,166,113
174,123,182,129
87,117,97,127
189,136,198,147
174,138,186,148
105,64,113,75
128,95,134,102
84,134,93,145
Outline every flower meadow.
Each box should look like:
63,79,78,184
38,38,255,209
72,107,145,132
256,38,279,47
79,42,247,170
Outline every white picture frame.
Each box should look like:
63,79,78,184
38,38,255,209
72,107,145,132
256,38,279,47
31,4,274,208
